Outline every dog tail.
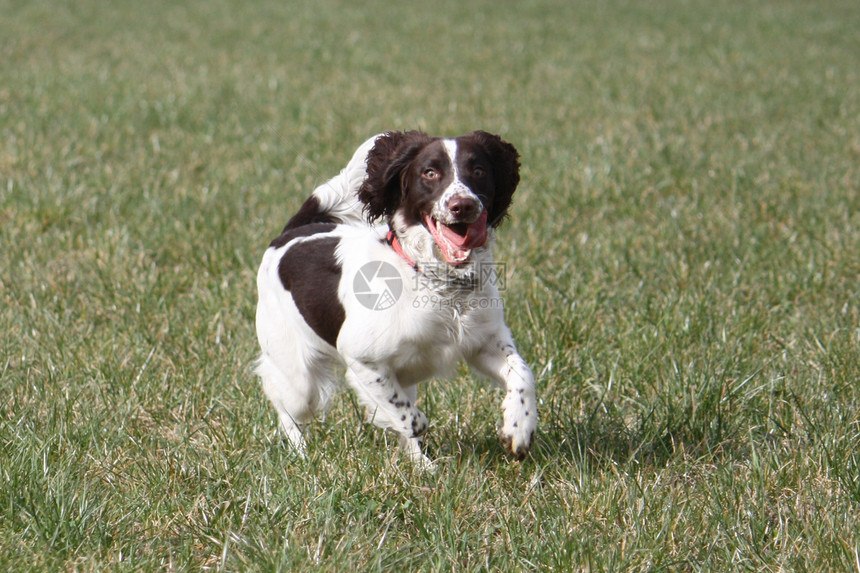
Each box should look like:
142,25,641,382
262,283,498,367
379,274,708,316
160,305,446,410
282,134,381,231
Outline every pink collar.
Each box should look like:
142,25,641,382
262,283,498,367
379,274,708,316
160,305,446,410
386,229,419,271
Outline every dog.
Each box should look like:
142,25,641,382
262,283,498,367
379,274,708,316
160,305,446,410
255,131,537,465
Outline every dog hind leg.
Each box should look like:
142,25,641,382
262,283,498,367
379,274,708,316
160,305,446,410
255,352,326,457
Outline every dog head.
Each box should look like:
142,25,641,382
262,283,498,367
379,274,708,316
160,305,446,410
358,130,520,265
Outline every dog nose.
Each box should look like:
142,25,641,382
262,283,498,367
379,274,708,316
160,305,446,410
447,196,481,220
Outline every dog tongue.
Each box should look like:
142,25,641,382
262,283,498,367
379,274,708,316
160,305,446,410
424,210,488,265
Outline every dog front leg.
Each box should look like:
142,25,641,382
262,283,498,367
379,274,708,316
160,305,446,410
344,359,431,464
467,335,537,460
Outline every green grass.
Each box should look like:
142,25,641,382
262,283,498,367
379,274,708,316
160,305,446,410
2,0,860,570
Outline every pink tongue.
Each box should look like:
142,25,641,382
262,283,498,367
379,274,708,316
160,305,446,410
424,211,488,265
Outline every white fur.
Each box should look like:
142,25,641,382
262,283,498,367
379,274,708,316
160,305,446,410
255,135,537,465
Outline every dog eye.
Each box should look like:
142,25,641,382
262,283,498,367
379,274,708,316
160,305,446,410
472,166,486,178
423,168,439,180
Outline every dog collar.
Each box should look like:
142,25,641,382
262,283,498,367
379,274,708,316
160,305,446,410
385,229,419,272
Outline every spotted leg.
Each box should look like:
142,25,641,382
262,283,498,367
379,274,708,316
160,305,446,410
343,359,431,465
467,334,537,460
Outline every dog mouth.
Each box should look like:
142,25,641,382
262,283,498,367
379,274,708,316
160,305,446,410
423,210,488,266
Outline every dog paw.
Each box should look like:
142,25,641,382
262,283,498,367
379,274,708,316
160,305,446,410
500,390,537,460
399,435,436,470
499,425,536,460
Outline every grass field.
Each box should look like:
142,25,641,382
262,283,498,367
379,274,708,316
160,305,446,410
2,0,860,570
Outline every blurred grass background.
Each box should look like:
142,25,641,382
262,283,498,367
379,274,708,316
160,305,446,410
2,0,860,570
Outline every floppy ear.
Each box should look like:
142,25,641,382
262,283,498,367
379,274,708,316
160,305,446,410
358,130,432,222
467,131,521,228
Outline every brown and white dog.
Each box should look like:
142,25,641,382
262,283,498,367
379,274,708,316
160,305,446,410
255,131,537,465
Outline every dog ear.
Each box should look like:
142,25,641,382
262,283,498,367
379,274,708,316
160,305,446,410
466,131,520,228
359,131,432,222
